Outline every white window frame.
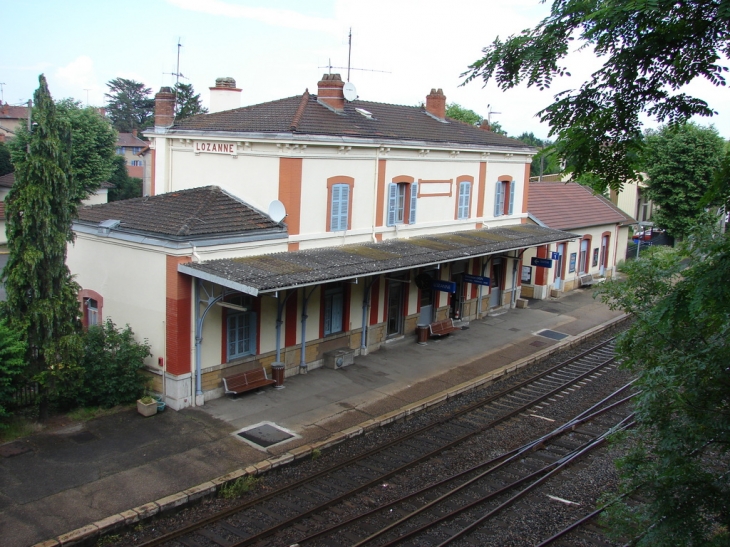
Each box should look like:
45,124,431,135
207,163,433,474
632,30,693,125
85,298,99,327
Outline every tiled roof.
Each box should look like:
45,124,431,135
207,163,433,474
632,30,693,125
528,181,634,230
172,92,533,150
116,133,147,147
76,186,281,239
0,105,28,120
0,172,14,188
0,202,5,221
179,224,578,295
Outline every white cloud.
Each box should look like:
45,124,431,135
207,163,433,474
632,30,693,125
54,56,105,105
165,0,342,34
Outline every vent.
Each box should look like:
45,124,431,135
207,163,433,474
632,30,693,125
232,422,299,450
97,219,121,236
355,107,373,119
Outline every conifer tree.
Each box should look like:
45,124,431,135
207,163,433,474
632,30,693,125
2,75,83,418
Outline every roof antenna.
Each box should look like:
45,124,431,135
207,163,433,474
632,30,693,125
318,28,390,82
487,104,501,127
0,82,5,103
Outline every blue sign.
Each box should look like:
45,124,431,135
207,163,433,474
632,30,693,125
551,251,560,260
431,280,457,293
463,273,490,286
531,257,553,268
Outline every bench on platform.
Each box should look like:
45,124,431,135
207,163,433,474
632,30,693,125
428,319,460,338
578,274,595,287
222,367,276,395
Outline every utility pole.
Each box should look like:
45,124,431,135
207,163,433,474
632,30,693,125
0,82,5,104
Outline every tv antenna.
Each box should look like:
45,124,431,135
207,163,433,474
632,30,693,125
163,38,189,86
83,88,90,106
319,28,390,82
0,83,5,103
486,104,501,126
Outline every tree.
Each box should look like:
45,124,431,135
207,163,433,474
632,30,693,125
515,132,561,178
105,78,154,134
445,103,481,125
2,75,83,419
0,319,26,424
107,155,143,201
596,232,730,545
642,123,725,238
464,0,730,194
0,141,12,177
174,82,208,122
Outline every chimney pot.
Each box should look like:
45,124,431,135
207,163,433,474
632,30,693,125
154,87,175,129
209,77,242,113
317,73,345,112
425,88,446,120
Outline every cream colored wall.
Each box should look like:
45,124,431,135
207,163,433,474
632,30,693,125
82,189,108,206
67,235,167,366
483,161,531,222
615,183,638,219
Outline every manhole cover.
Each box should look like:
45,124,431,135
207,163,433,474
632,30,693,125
536,329,569,341
530,340,547,347
70,431,97,444
509,327,521,332
0,442,32,458
233,422,298,449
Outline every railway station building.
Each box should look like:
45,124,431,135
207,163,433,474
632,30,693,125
67,74,578,410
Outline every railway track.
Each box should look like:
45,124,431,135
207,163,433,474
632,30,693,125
131,336,627,547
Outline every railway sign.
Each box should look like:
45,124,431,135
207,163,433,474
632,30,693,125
431,280,457,293
463,273,490,286
531,257,553,268
551,251,560,260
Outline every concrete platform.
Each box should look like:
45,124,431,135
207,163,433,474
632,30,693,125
0,289,624,547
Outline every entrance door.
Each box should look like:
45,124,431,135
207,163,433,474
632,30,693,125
554,243,565,290
599,235,609,276
386,280,404,336
489,258,503,308
579,239,589,274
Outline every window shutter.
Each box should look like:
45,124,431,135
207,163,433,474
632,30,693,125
409,183,418,224
508,181,515,215
387,183,397,226
339,184,349,230
459,181,471,219
331,184,341,231
494,182,503,217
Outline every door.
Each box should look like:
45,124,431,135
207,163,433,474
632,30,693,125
489,258,503,308
386,279,404,336
599,235,609,276
554,243,565,290
450,273,464,319
417,271,435,325
579,239,589,274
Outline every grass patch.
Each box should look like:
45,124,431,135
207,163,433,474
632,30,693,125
219,476,261,499
0,415,42,443
311,448,322,460
96,534,120,546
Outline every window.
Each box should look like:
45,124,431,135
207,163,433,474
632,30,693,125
131,147,142,155
115,147,124,155
579,239,589,273
227,312,256,359
85,298,99,327
457,180,471,219
387,182,417,226
323,286,344,335
130,160,143,167
330,183,350,231
494,180,515,217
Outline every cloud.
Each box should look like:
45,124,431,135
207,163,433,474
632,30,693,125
54,56,105,105
165,0,341,34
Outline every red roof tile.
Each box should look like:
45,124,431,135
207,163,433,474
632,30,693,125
0,172,14,188
528,181,634,230
0,104,29,120
116,133,147,147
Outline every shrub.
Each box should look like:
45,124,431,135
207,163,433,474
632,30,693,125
0,319,27,424
58,319,151,409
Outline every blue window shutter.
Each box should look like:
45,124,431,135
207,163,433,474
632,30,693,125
494,182,503,217
409,183,418,224
387,183,397,226
340,184,350,230
508,181,515,215
331,183,349,231
331,184,341,231
459,181,471,219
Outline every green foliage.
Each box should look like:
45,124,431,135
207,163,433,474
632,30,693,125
105,78,154,134
595,229,730,545
174,82,208,122
2,75,84,418
107,155,142,201
445,103,482,126
642,123,725,238
515,132,562,178
56,319,151,409
219,476,260,499
0,319,27,423
464,0,730,194
0,141,12,176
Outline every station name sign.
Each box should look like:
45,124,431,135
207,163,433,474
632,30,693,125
194,141,237,154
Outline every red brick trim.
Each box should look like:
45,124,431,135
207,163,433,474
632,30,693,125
326,176,355,232
376,159,387,227
166,255,192,376
600,231,612,269
78,289,103,328
477,162,486,218
417,179,453,198
279,157,302,236
522,163,531,214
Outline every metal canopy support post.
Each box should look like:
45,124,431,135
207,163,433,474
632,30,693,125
478,256,492,319
194,279,226,406
360,275,380,351
299,286,318,373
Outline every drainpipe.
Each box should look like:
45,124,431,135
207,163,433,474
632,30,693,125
299,286,318,373
360,276,380,351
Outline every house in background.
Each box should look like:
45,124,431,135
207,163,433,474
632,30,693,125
67,74,577,410
115,131,146,178
521,181,635,300
0,103,28,141
608,176,654,223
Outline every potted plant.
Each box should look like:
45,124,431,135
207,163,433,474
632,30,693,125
137,395,157,417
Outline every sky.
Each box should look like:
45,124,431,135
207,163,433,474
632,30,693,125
1,0,728,141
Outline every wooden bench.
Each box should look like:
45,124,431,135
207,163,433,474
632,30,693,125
222,367,276,395
428,319,460,337
578,274,595,287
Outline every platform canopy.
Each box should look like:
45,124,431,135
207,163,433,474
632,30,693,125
178,224,578,296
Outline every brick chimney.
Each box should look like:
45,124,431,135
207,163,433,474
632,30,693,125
425,88,446,120
317,74,345,111
154,87,175,129
209,77,241,113
480,119,491,131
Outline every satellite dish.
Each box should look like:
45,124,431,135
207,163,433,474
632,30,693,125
268,200,287,223
343,82,358,102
